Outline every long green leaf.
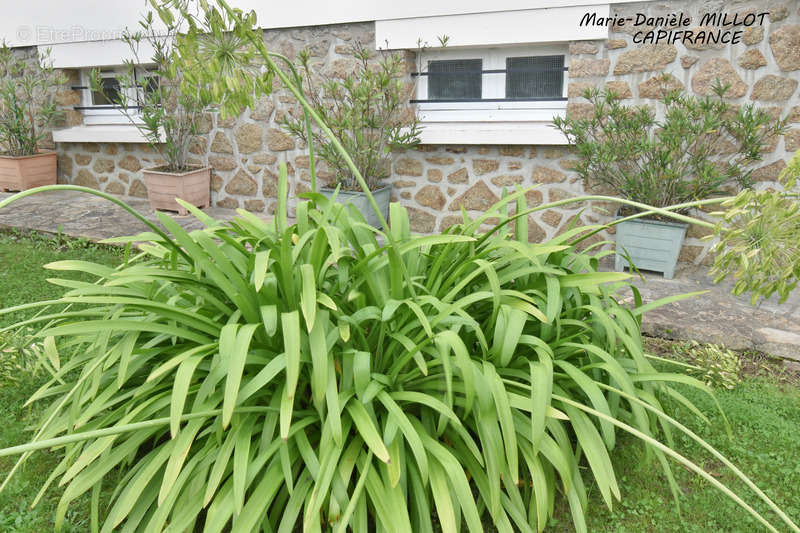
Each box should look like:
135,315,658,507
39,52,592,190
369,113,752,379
222,324,259,428
346,400,390,463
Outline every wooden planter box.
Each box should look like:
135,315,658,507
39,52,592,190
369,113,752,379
0,151,58,192
320,185,392,229
143,166,211,216
614,215,688,279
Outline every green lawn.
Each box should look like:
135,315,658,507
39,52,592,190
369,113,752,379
0,230,124,323
0,231,798,532
0,230,122,531
551,373,800,532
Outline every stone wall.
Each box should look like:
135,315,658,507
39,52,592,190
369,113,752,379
58,142,162,198
554,0,800,264
381,0,800,265
55,22,378,215
45,2,800,265
384,145,596,242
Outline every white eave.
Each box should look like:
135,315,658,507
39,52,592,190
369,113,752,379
8,1,636,48
46,40,156,69
377,4,611,50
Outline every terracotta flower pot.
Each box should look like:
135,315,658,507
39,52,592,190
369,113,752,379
0,151,58,192
143,166,211,216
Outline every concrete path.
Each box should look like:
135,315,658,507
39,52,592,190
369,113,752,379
1,189,798,365
0,190,257,239
625,265,800,365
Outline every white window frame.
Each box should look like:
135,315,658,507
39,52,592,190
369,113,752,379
79,67,153,126
414,44,569,144
417,44,568,121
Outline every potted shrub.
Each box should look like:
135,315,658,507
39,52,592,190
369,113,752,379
282,44,422,228
91,13,210,215
0,44,65,191
554,80,785,278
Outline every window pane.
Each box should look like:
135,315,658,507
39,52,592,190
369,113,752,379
91,76,121,106
428,59,482,100
505,56,564,100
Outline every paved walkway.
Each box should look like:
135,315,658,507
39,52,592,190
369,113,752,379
1,189,798,365
0,190,257,239
626,265,800,364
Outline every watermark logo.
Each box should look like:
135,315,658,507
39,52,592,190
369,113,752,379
15,25,124,44
16,26,33,43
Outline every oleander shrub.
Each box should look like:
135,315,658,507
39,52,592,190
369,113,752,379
0,174,796,533
87,12,207,172
281,44,421,192
552,78,786,211
0,44,66,157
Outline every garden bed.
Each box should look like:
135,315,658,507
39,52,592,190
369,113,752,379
1,232,798,532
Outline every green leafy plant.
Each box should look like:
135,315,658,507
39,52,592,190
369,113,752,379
0,328,43,383
0,333,31,383
552,79,786,212
1,176,798,533
282,44,422,191
0,44,66,157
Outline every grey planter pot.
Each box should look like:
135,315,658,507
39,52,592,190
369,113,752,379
320,185,392,229
614,215,688,279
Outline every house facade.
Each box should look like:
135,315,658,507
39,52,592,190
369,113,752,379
3,0,799,265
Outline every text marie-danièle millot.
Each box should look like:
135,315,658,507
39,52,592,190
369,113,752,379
580,11,769,46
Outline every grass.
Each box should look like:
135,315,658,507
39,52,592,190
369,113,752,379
550,342,800,533
0,229,124,324
0,230,799,531
0,230,122,531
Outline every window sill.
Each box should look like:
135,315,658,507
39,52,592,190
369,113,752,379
53,125,159,144
417,122,568,145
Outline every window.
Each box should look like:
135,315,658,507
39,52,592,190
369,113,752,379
78,67,156,125
428,59,483,101
505,55,564,100
413,45,569,144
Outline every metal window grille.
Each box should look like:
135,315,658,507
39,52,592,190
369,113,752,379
71,69,156,111
427,59,482,100
414,55,566,104
505,55,564,100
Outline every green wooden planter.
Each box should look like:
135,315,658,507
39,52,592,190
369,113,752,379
320,184,392,229
614,215,688,279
